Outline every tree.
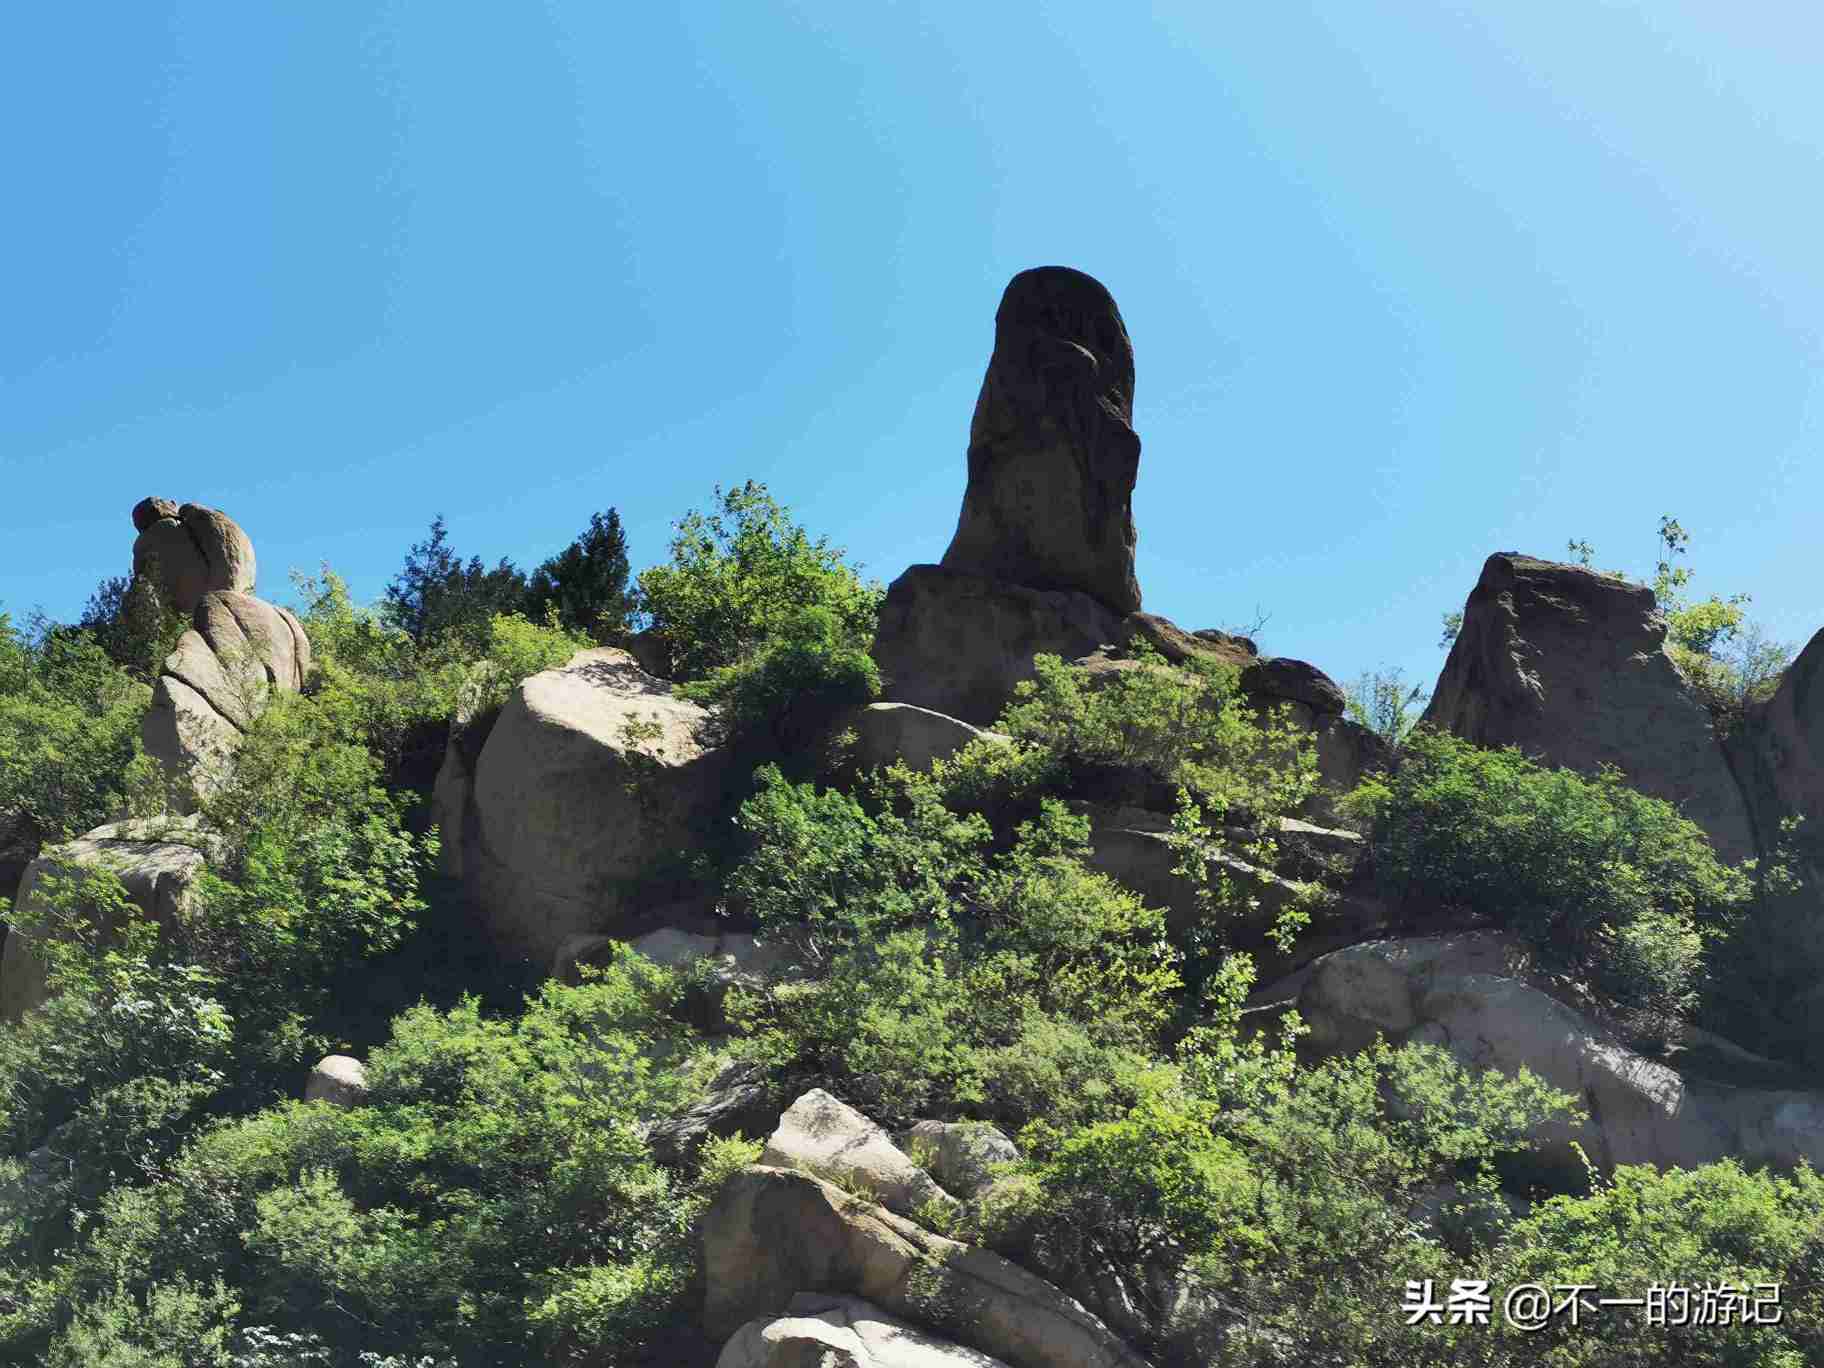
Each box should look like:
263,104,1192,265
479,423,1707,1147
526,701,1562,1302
76,573,187,682
382,514,528,646
634,481,881,681
1344,667,1428,746
525,508,633,644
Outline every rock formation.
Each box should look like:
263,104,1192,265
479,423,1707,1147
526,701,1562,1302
432,647,731,966
121,499,313,809
130,498,257,615
941,266,1142,616
1298,934,1824,1183
1424,552,1756,861
702,1165,1149,1367
1,816,213,1021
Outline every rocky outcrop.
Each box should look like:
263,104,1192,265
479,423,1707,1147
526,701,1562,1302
305,1055,370,1107
941,267,1141,617
1299,934,1824,1185
900,1121,1018,1200
130,499,256,615
873,566,1126,727
702,1165,1149,1368
719,1294,1013,1367
1,817,212,1021
443,648,731,965
1754,625,1824,847
762,1090,957,1219
840,703,1005,776
1424,553,1755,861
142,591,314,809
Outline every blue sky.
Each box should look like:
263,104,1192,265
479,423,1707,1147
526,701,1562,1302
5,2,1821,695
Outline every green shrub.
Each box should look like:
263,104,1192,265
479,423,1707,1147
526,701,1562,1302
0,612,152,854
1340,728,1750,1030
677,603,880,754
995,646,1317,823
634,481,881,681
16,962,706,1367
1491,1160,1824,1366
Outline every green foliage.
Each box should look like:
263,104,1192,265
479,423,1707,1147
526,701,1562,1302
77,574,189,684
677,603,881,754
0,611,153,854
995,646,1318,822
728,770,1178,1123
1491,1160,1824,1366
524,508,634,644
1341,729,1751,1032
634,480,882,681
1344,664,1428,747
14,963,706,1367
381,514,529,649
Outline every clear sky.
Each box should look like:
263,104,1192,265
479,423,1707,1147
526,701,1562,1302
5,3,1821,696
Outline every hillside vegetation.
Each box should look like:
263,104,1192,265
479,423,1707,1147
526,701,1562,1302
2,486,1822,1368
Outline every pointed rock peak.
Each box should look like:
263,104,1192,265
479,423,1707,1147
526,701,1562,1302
940,265,1142,615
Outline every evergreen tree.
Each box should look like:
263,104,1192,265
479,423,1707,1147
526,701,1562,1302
383,514,528,645
525,507,633,643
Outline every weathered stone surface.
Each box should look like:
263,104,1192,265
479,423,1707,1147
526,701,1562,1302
941,267,1141,617
650,1060,792,1169
719,1294,1012,1368
1756,625,1824,842
840,703,1006,776
463,648,730,964
702,1165,1149,1368
872,566,1125,727
901,1121,1018,1200
131,496,180,533
129,501,256,614
142,592,314,810
305,1055,369,1107
763,1090,956,1219
2,817,211,1021
1423,552,1754,861
1299,935,1824,1183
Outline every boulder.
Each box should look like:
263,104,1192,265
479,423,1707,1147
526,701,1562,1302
1299,935,1824,1184
702,1165,1150,1368
836,703,1007,777
762,1089,956,1219
1423,552,1755,861
461,648,731,964
1,817,211,1021
129,500,256,614
719,1294,1012,1367
871,566,1125,727
141,592,313,810
1755,624,1824,842
941,267,1142,616
901,1121,1018,1200
305,1055,369,1107
649,1059,792,1169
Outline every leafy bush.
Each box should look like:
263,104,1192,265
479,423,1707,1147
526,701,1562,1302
634,481,881,681
11,962,710,1367
1343,665,1428,747
995,646,1317,824
1340,728,1750,1029
0,612,153,856
677,603,880,754
1490,1160,1824,1366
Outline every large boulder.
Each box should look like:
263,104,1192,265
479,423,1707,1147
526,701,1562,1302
900,1121,1018,1200
940,267,1141,617
872,566,1125,727
130,500,256,614
762,1089,956,1219
719,1294,1012,1367
1299,935,1824,1183
1424,552,1755,861
457,648,731,965
1,817,211,1021
141,591,314,809
1755,624,1824,842
305,1055,370,1107
839,703,1005,776
702,1165,1149,1368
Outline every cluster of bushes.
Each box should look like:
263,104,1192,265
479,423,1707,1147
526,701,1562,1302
4,485,1822,1367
